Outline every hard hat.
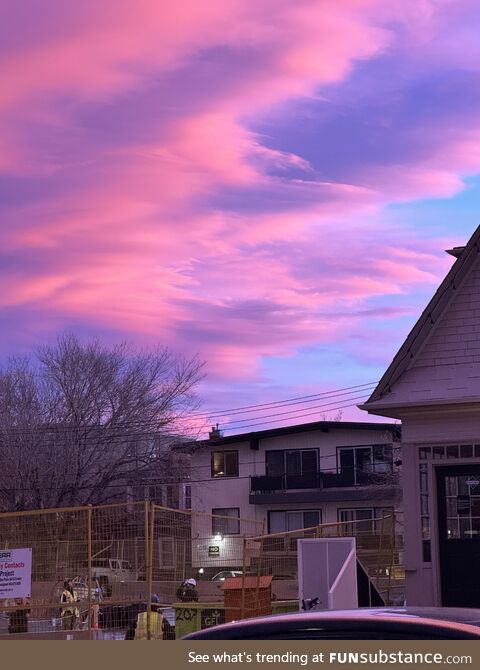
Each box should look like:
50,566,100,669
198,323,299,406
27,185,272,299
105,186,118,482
151,593,160,603
185,578,196,587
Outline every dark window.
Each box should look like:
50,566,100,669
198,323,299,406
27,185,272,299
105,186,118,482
444,473,480,540
132,484,147,500
460,444,473,459
268,510,322,533
338,507,393,535
159,538,175,568
266,449,318,476
211,451,239,478
373,445,393,473
446,445,459,459
184,484,191,510
146,485,164,503
286,451,301,475
338,445,393,484
302,450,318,473
165,484,179,508
266,451,285,476
212,508,240,535
339,508,374,535
422,540,431,562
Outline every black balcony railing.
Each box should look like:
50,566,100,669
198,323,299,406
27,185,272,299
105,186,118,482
250,469,397,494
250,472,320,492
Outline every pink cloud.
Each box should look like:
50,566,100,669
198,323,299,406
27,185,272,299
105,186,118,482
2,0,479,391
0,1,388,114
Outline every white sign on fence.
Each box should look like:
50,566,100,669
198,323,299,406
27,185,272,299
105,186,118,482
0,548,32,599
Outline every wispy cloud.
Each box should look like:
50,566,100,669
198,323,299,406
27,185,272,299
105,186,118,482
0,0,478,411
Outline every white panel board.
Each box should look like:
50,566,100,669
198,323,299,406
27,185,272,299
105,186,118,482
298,538,357,610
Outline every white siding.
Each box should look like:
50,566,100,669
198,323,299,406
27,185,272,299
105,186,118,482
190,425,398,568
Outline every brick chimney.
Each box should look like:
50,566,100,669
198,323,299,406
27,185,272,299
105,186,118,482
209,423,223,441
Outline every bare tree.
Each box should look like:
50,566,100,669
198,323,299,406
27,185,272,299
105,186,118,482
0,334,204,510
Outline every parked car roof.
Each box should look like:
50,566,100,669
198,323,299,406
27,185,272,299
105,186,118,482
211,571,243,581
182,607,480,640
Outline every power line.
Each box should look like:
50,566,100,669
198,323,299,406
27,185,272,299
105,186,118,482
0,387,376,436
201,385,377,421
189,382,378,419
217,393,372,429
0,395,383,443
219,397,373,432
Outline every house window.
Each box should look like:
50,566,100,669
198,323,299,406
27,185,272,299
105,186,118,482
158,538,175,569
184,484,191,510
268,510,322,534
338,507,393,535
146,485,164,503
131,484,148,500
211,451,239,478
266,449,318,476
337,445,393,484
165,484,180,509
265,449,319,490
212,508,240,535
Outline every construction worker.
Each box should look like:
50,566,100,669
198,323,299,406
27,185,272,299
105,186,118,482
176,578,199,602
60,580,79,630
8,598,30,634
126,594,166,640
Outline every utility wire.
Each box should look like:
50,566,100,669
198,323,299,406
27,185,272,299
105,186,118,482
188,382,378,419
219,398,372,432
0,400,366,439
0,386,377,436
217,393,371,428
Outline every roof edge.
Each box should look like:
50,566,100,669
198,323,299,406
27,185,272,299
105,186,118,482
190,419,400,449
363,226,480,408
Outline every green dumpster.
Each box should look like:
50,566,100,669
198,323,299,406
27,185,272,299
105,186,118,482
173,603,226,638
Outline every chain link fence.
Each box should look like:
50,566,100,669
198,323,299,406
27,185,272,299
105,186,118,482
239,512,405,618
0,502,264,639
0,503,403,639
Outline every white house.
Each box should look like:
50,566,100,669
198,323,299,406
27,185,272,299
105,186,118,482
190,420,400,575
361,225,480,607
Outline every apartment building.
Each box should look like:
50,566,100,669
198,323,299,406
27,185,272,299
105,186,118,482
190,420,401,573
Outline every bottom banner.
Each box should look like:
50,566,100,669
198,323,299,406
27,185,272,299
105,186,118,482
0,640,479,670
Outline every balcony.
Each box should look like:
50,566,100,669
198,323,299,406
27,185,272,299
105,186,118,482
249,470,399,505
250,472,321,492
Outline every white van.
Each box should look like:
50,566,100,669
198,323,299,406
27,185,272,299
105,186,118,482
89,558,138,583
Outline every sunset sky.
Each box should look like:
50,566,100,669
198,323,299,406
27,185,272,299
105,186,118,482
2,1,480,433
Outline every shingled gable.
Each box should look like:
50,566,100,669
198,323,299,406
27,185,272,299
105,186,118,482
359,225,480,419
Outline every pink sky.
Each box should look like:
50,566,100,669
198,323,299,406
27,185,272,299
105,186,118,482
1,1,480,433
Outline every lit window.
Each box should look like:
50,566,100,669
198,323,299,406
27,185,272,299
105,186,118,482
211,451,239,477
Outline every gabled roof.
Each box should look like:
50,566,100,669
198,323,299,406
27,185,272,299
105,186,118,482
360,225,480,416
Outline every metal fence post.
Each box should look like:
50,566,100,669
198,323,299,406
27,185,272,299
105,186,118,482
148,502,155,640
255,522,265,608
87,505,93,640
144,500,152,640
240,537,247,619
